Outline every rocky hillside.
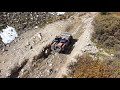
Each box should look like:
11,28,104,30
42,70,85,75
0,12,74,48
0,12,53,33
0,12,54,47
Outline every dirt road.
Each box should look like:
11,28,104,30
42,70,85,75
0,12,98,78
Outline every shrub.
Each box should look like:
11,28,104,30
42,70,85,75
68,55,112,78
68,54,120,78
114,51,120,59
92,14,120,51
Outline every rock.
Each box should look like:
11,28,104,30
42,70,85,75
49,64,52,66
87,43,91,46
0,12,53,38
111,54,114,57
40,74,43,77
2,48,5,51
19,38,21,40
37,33,42,40
100,48,103,51
81,49,86,52
6,44,10,47
49,68,53,73
2,48,8,51
15,38,17,43
33,36,36,39
45,62,49,65
39,72,42,74
46,69,50,73
30,46,33,49
26,42,30,46
2,61,5,63
60,61,63,63
34,26,38,29
5,72,11,77
21,69,25,73
71,16,74,19
36,76,40,78
5,49,8,51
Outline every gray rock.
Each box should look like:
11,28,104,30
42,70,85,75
5,49,8,51
30,46,33,49
46,62,49,65
2,61,5,63
49,63,52,66
111,54,114,57
60,61,63,63
2,48,8,52
81,49,86,52
0,12,53,37
34,26,38,29
27,42,30,46
87,43,91,46
2,48,5,51
6,44,10,47
49,68,53,73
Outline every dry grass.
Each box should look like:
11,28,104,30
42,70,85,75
92,13,120,52
68,55,112,78
67,54,120,78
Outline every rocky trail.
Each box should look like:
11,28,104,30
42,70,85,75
0,12,98,78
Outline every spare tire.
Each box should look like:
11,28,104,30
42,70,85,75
51,43,61,52
51,43,62,52
54,44,62,52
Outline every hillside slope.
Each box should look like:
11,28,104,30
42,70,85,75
0,12,98,78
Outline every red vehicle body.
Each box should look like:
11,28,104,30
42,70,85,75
51,32,73,53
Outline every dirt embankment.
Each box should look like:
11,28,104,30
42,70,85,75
0,12,98,78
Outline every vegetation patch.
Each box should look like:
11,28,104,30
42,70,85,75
66,54,120,78
92,13,120,54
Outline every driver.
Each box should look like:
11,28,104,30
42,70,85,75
54,36,61,43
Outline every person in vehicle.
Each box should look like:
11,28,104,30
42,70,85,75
54,36,61,43
60,38,66,43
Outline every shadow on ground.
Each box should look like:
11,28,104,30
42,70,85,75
63,39,78,54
